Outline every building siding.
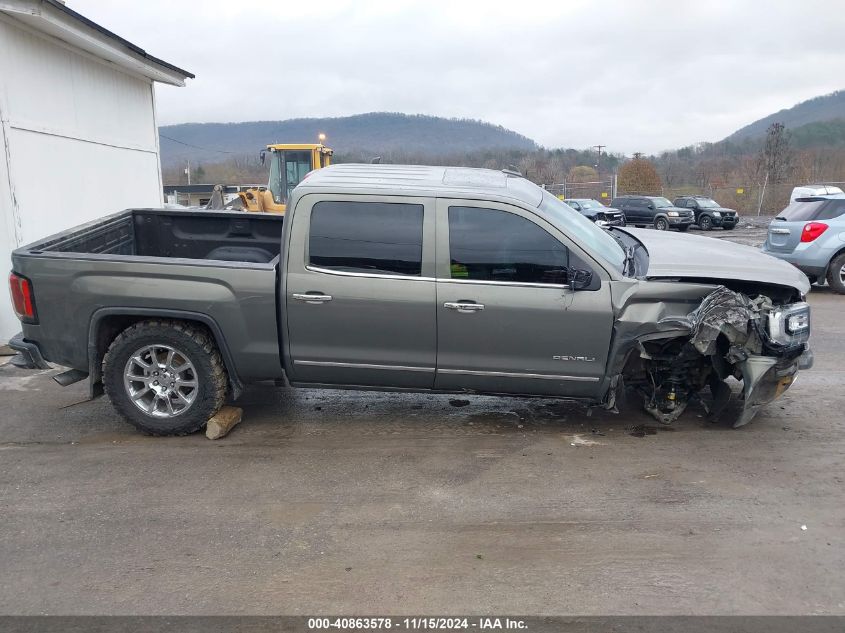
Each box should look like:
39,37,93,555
0,14,164,341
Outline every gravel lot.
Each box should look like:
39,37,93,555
1,222,842,616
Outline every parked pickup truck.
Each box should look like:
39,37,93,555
9,165,813,435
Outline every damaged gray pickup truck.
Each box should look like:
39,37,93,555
9,165,813,435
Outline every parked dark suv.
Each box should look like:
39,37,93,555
562,198,625,226
673,195,739,231
610,195,694,231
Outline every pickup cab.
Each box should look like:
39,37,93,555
9,165,813,435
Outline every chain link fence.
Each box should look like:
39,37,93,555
660,181,845,216
542,180,616,203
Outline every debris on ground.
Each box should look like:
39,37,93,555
449,399,470,407
630,424,658,438
629,423,676,438
568,434,601,446
206,406,243,439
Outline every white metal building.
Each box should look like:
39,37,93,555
0,0,192,342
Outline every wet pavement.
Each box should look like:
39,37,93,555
0,224,843,615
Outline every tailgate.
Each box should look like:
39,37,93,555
765,220,804,253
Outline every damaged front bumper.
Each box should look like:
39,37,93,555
621,287,812,428
735,345,812,427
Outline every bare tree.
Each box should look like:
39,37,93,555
758,122,794,183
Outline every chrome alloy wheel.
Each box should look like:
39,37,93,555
840,263,845,286
123,344,198,418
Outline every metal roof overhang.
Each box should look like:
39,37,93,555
0,0,194,86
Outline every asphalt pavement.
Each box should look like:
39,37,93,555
0,222,842,615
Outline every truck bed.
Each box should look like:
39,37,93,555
28,208,284,262
12,209,285,386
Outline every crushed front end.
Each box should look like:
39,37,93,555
614,286,812,428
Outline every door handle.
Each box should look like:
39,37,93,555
444,301,484,313
293,293,333,303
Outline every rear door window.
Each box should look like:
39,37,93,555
309,201,423,276
448,206,569,285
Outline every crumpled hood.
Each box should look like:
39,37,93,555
618,227,810,295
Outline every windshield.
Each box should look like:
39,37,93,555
539,192,625,272
579,200,603,209
696,198,719,208
652,197,674,208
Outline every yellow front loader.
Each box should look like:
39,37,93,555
237,143,333,214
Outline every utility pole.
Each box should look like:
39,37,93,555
593,144,606,156
185,161,191,186
757,171,769,216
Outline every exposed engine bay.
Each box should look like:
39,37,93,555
609,283,812,428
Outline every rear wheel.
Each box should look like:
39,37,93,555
103,320,227,435
698,215,713,231
826,253,845,295
654,217,669,231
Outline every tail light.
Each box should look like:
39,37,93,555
9,272,37,323
801,222,828,243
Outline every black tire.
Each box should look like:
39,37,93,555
826,252,845,295
102,319,228,435
723,224,735,231
654,217,669,231
698,215,713,231
677,225,690,232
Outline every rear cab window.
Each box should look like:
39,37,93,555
309,201,424,276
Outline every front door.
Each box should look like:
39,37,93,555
434,200,614,398
285,195,437,388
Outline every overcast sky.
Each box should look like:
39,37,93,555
72,0,845,154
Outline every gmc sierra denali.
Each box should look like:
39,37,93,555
9,164,813,435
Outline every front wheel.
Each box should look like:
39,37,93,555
102,320,228,435
826,253,845,295
698,215,713,231
654,217,669,231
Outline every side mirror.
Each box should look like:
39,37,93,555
647,203,655,210
260,150,266,165
569,268,594,291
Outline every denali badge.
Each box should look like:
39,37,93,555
553,355,596,362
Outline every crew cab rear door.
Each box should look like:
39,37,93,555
284,195,437,388
433,199,614,398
